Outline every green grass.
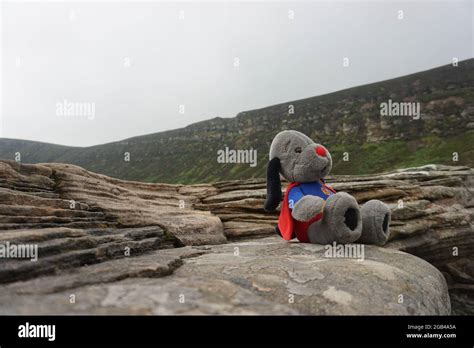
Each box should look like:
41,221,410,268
331,131,474,175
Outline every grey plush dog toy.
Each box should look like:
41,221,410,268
264,130,391,245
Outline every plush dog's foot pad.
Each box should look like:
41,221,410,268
358,200,391,246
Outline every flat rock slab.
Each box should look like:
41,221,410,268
0,237,450,315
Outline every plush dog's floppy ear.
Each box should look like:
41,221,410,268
264,157,282,212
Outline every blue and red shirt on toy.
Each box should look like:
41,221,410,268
288,180,335,209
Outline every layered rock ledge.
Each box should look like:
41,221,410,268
0,160,472,314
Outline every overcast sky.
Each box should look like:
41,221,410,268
1,0,472,147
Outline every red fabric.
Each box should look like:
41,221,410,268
293,213,322,243
278,180,336,243
278,182,300,241
324,182,336,193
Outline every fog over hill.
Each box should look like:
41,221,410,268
1,59,473,184
2,0,472,147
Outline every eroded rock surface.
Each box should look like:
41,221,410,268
0,160,472,314
0,160,225,246
0,237,450,315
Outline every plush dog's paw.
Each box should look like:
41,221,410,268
291,195,325,221
358,200,391,246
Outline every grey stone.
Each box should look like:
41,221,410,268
0,237,450,315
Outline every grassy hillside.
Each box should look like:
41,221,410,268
1,59,473,184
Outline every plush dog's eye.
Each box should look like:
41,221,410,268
294,147,302,153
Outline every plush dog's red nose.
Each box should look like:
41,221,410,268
315,146,327,157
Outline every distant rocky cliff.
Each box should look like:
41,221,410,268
0,160,472,314
1,59,473,183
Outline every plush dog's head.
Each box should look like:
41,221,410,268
264,130,332,212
